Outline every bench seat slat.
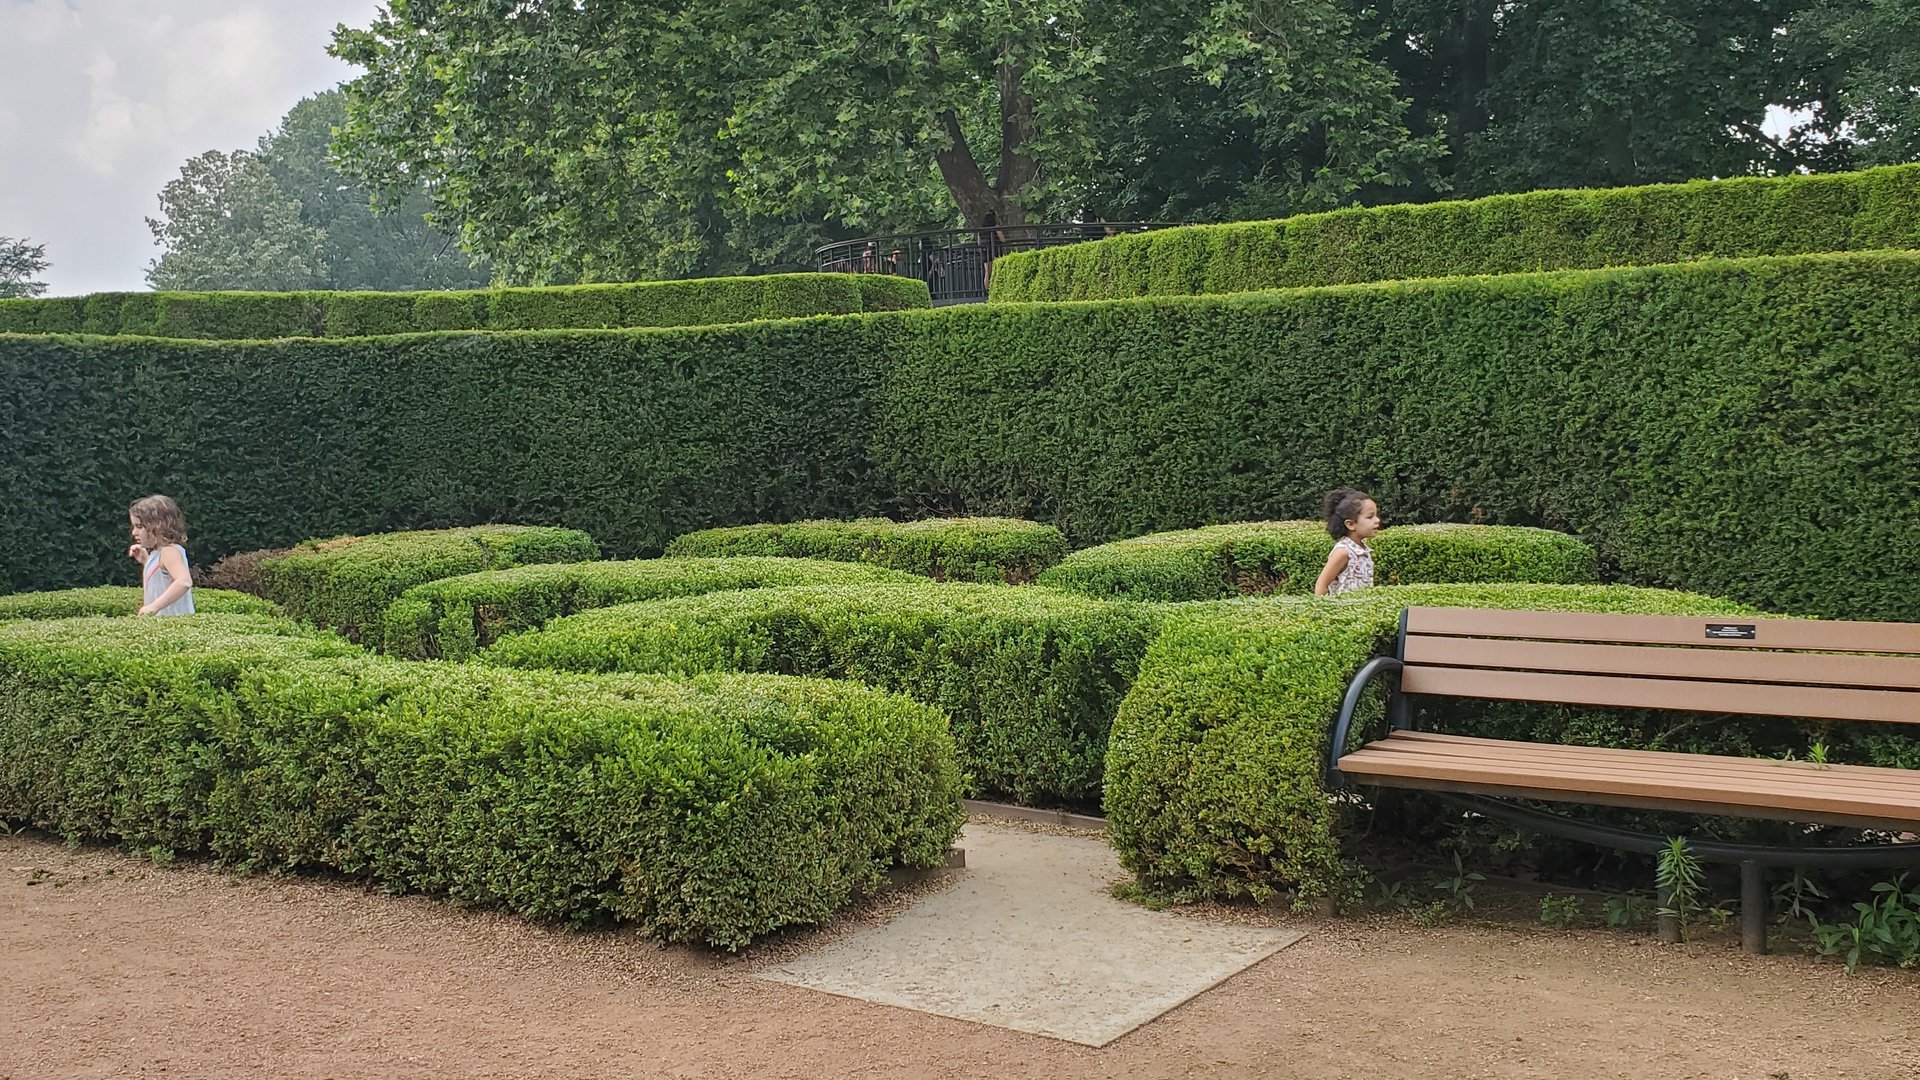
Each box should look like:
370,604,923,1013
1359,732,1920,797
1340,732,1920,829
1405,607,1920,655
1398,665,1920,724
1403,635,1920,690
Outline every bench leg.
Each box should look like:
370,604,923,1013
1740,860,1769,955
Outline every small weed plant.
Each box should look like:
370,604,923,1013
1808,874,1920,974
1655,837,1706,941
1539,893,1582,929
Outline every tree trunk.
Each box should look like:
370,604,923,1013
931,46,1040,229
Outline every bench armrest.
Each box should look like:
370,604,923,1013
1326,656,1405,791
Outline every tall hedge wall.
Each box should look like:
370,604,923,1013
0,317,886,592
0,273,928,340
987,164,1920,302
871,252,1920,621
5,251,1916,620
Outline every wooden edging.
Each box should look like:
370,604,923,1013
963,798,1108,832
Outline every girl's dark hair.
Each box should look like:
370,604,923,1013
1322,488,1373,539
129,494,188,546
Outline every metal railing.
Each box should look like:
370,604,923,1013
816,222,1170,305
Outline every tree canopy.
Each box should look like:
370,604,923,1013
327,0,1920,284
147,91,489,292
0,236,51,299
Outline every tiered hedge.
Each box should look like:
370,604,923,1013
1102,584,1787,905
0,273,929,339
6,250,1917,619
258,526,599,642
987,164,1920,301
0,586,275,620
483,582,1161,804
665,518,1070,583
1037,522,1597,601
0,614,964,947
380,557,922,660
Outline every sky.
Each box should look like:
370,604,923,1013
0,0,382,296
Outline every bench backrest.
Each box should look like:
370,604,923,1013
1398,608,1920,724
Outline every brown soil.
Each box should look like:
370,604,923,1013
6,831,1917,1080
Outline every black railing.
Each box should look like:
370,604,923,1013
816,222,1170,305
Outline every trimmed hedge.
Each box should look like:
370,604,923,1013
483,582,1161,805
871,251,1920,620
381,556,923,660
0,319,888,593
1100,583,1904,905
6,251,1918,620
988,164,1920,302
665,518,1071,584
1037,521,1597,601
0,274,929,339
258,526,599,643
0,614,965,947
0,586,275,621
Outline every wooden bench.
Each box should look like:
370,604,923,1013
1327,607,1920,952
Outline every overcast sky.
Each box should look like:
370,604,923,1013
1,0,382,296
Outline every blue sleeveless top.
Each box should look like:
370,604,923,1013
143,544,195,616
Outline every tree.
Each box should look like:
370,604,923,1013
0,236,50,298
1799,0,1920,166
147,150,329,291
328,0,1435,282
147,91,489,292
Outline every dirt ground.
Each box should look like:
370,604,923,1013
6,829,1918,1080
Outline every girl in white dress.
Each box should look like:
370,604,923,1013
128,494,195,616
1313,488,1382,597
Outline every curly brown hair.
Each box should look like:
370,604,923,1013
129,494,188,546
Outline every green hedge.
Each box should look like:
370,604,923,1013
381,556,922,660
0,319,887,593
0,614,964,947
1037,522,1597,601
7,251,1918,620
483,582,1161,805
872,252,1920,620
0,274,930,340
988,164,1920,302
1103,584,1774,905
0,586,276,621
259,526,599,643
665,518,1071,584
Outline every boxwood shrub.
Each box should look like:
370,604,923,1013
0,273,931,340
259,526,599,642
0,586,276,621
381,556,922,660
987,163,1920,302
1037,521,1597,601
483,582,1160,805
665,517,1070,584
0,614,964,948
1100,583,1854,906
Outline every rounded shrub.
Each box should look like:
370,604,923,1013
0,586,277,621
1037,521,1597,601
258,525,599,642
0,613,964,948
665,517,1070,584
380,556,923,660
483,581,1161,805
